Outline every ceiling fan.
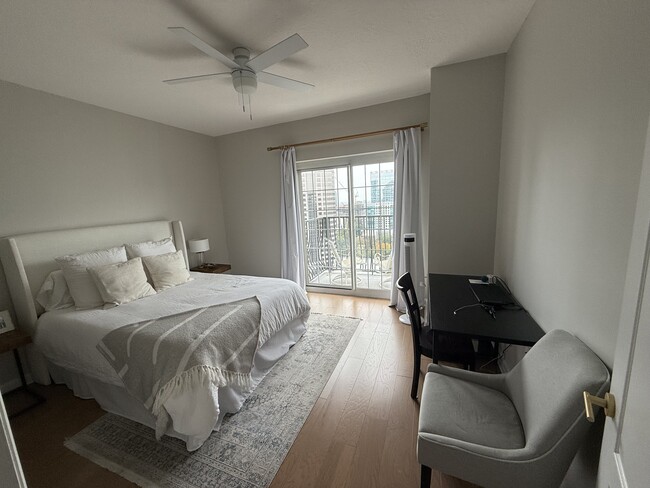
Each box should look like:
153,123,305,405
163,27,314,119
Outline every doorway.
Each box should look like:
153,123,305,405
298,151,394,297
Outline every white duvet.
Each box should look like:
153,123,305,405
34,272,310,450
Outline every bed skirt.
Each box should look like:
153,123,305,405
48,316,307,445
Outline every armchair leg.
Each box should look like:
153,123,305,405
411,352,421,399
421,464,432,488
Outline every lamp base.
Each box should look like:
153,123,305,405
399,313,411,325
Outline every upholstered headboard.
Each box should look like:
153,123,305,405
0,220,187,384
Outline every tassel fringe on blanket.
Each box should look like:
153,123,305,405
152,365,253,439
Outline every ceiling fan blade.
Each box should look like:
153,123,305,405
257,71,314,92
168,27,239,70
247,34,308,72
163,72,231,85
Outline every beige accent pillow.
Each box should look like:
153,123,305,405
89,257,156,306
56,246,127,309
142,250,191,291
125,237,176,259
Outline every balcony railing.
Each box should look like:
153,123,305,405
304,215,393,289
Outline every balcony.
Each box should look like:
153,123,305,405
304,215,393,290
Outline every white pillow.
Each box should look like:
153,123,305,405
142,250,191,291
89,258,156,306
55,246,127,309
35,270,75,311
125,237,176,258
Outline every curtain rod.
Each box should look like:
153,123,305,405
266,122,428,152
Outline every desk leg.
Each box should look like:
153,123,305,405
477,340,498,358
431,331,439,364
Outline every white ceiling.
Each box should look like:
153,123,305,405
0,0,535,137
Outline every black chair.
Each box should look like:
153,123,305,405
396,272,475,399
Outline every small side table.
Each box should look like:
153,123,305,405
191,263,232,274
0,329,46,418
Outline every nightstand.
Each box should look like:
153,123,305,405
191,263,232,274
0,329,46,418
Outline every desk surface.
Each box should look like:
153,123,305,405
428,273,545,347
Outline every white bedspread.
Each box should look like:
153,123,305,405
34,272,310,450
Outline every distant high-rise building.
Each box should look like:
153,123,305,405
369,168,394,204
367,167,395,231
301,169,341,218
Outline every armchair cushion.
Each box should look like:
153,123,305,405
419,373,524,450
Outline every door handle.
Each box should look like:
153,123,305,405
583,391,616,422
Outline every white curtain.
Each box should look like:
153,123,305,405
390,128,424,309
280,147,306,288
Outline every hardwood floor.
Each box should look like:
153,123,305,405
7,293,478,488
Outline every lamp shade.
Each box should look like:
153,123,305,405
188,238,210,253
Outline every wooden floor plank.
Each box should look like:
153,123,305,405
397,321,416,378
377,302,400,333
367,321,403,421
333,329,389,446
378,375,419,488
319,318,364,400
315,440,357,488
343,410,390,488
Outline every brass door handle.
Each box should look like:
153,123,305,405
583,391,616,422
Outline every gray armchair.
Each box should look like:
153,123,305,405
417,329,610,488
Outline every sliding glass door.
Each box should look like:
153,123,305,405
298,151,394,297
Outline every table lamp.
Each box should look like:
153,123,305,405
188,238,210,267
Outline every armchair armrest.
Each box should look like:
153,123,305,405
427,363,508,393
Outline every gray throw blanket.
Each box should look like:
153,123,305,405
97,297,261,437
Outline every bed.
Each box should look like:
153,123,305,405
0,220,310,450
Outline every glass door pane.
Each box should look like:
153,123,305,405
300,167,352,288
352,162,395,291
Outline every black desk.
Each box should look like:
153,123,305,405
428,274,545,353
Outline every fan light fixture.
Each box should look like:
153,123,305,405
163,28,314,121
232,70,257,95
233,70,256,118
231,48,257,118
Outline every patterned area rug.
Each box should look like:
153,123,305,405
65,313,360,488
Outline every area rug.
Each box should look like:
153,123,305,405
65,313,360,488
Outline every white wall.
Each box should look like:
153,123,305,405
429,54,505,275
215,95,430,278
495,0,650,368
495,1,650,485
0,80,229,388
